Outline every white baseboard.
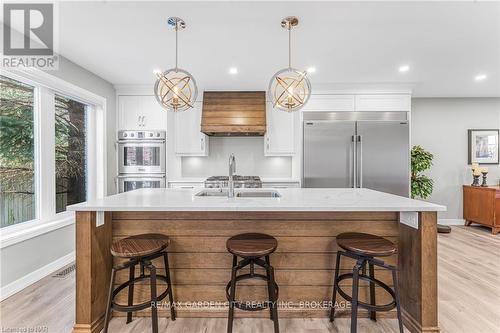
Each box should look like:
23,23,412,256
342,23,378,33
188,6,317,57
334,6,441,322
0,251,75,301
438,218,465,226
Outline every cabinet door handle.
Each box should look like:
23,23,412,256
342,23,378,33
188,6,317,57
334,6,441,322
138,115,141,126
142,115,146,126
200,137,204,150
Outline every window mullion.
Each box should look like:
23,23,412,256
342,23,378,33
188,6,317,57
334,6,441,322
37,87,56,222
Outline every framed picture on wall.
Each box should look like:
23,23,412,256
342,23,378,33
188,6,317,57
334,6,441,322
468,129,499,164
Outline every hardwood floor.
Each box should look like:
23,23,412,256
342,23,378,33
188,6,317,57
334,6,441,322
1,226,499,333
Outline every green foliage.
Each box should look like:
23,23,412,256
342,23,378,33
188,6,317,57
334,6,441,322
411,145,434,199
1,75,87,225
0,76,35,191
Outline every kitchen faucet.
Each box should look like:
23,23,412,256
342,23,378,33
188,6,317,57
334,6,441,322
228,153,236,198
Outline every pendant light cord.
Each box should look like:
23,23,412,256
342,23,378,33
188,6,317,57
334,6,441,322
175,19,179,71
288,25,292,69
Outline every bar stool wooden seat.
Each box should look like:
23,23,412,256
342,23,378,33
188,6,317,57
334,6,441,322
226,233,279,333
330,232,403,333
103,233,176,333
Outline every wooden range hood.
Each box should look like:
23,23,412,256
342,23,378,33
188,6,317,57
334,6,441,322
201,91,266,136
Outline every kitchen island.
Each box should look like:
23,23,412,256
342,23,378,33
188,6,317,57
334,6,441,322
68,188,445,333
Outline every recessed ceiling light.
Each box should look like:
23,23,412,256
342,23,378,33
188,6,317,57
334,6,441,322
475,74,487,81
307,67,316,73
229,67,238,75
398,65,410,73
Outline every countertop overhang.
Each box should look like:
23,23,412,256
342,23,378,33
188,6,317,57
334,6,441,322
67,188,446,212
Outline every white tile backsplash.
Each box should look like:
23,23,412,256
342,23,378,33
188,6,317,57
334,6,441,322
181,137,292,178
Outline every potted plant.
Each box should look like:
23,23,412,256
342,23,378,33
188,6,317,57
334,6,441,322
411,145,434,199
411,145,450,233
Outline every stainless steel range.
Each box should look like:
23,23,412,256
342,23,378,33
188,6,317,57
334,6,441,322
204,176,262,189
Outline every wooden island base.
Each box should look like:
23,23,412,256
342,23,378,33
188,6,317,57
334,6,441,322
73,211,438,333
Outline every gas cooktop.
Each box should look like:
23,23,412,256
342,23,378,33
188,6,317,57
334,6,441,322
205,176,262,188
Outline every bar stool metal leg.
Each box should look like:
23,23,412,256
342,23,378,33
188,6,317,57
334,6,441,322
227,255,238,333
350,259,364,333
267,263,280,333
368,262,377,321
163,251,176,321
265,255,274,320
392,268,404,333
329,251,342,322
147,261,159,333
126,263,135,324
103,267,116,333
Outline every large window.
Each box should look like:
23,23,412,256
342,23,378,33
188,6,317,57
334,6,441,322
0,72,105,233
0,76,36,227
55,94,88,213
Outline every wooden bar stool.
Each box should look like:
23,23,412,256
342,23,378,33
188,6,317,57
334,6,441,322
226,233,279,333
103,233,176,333
329,232,403,333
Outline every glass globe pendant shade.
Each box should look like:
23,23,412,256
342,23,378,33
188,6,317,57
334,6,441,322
154,68,198,112
268,67,311,112
153,17,197,112
268,16,311,112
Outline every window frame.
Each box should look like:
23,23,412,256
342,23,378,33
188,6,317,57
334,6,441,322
0,69,107,248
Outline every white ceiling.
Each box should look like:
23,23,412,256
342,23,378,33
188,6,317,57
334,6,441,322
55,1,499,97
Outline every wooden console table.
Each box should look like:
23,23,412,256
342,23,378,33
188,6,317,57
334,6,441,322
463,185,500,235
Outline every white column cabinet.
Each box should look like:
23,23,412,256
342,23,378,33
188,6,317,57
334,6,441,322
174,102,209,156
118,96,142,129
264,102,295,156
141,96,167,129
118,95,166,130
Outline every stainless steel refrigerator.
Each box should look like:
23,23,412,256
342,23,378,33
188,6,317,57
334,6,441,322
303,112,410,197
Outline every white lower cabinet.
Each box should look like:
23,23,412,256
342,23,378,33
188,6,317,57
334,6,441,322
168,181,204,189
262,181,301,189
264,103,295,156
174,102,209,156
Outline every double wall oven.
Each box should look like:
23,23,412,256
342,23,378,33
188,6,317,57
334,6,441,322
117,130,166,193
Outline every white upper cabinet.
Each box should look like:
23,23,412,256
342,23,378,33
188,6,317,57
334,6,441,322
354,94,411,111
118,95,142,129
118,95,166,130
302,95,355,112
301,94,411,112
141,96,167,129
174,102,208,156
265,102,295,156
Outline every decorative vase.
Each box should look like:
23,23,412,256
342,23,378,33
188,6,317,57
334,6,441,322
472,175,480,186
481,172,488,187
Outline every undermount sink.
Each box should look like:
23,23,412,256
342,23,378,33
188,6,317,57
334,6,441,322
236,191,281,198
194,190,281,198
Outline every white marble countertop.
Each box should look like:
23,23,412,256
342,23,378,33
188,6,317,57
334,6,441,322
166,178,301,183
67,188,446,212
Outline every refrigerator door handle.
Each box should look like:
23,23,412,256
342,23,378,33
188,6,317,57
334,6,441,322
352,135,357,188
358,135,363,188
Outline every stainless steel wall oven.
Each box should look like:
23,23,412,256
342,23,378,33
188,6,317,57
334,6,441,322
118,130,166,174
117,130,166,193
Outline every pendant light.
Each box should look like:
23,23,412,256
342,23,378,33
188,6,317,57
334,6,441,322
268,16,311,112
154,17,198,112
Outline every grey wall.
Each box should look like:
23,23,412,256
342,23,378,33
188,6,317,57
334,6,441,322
411,98,500,220
1,56,116,289
0,225,75,287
